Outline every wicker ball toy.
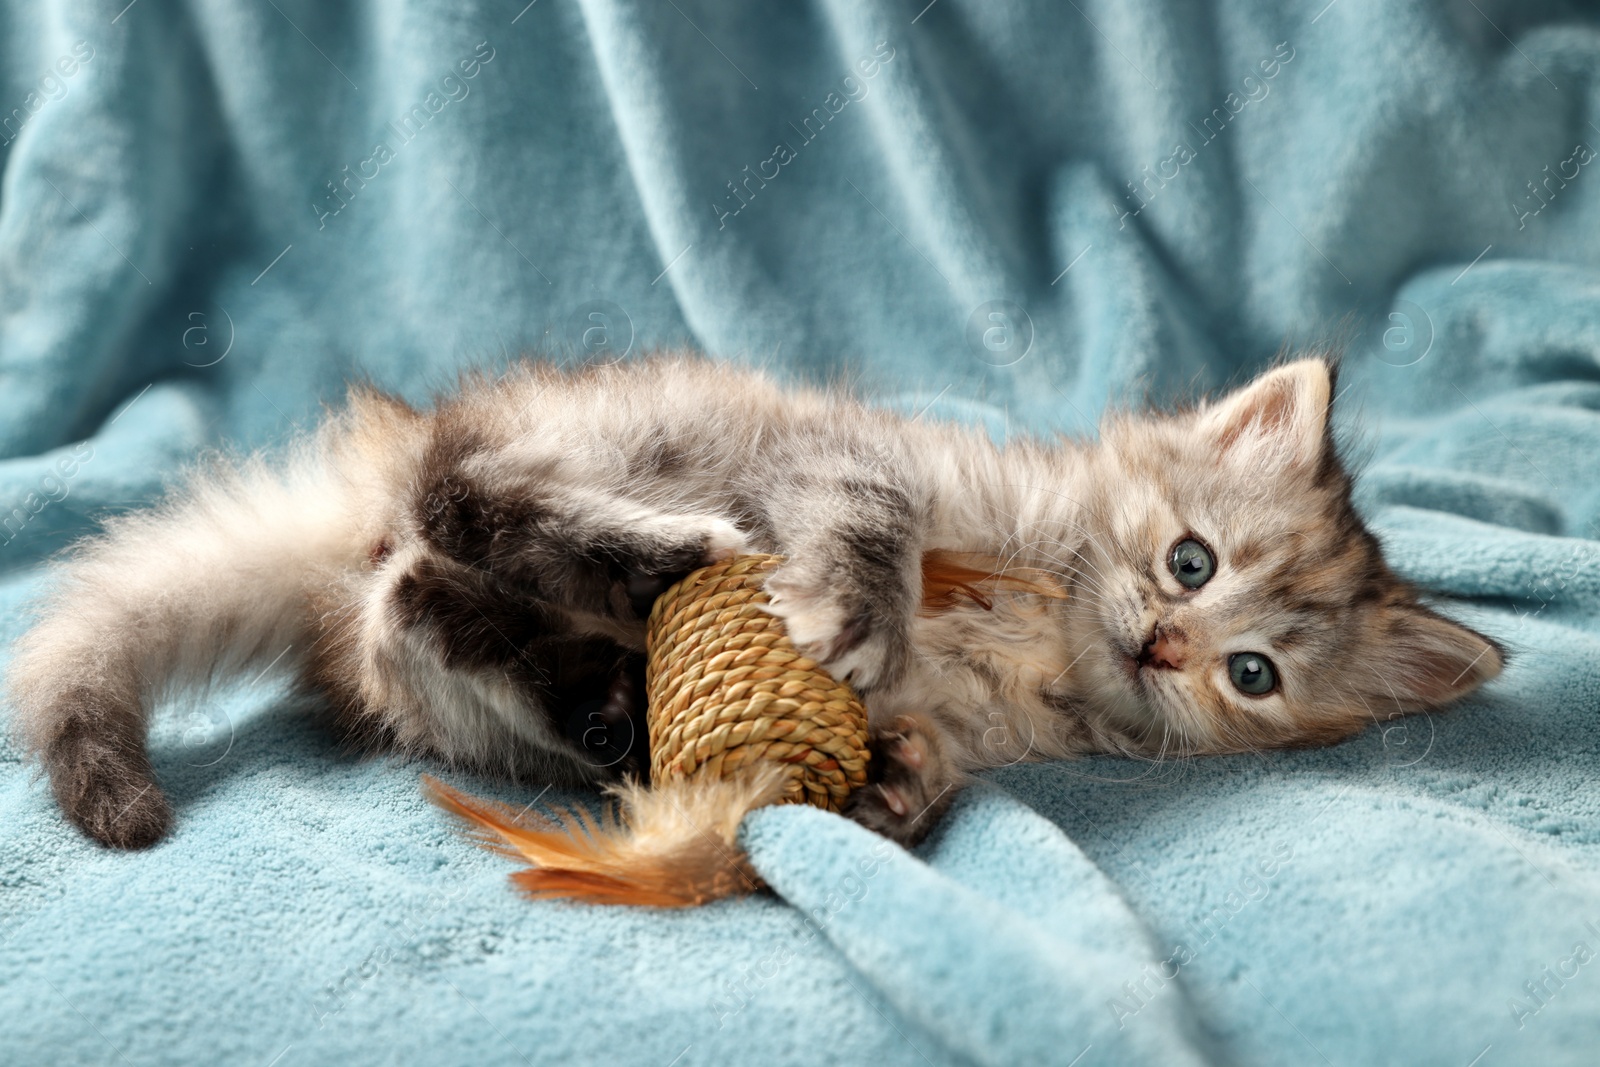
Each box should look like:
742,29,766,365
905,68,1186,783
422,553,875,906
422,549,1053,904
644,553,871,812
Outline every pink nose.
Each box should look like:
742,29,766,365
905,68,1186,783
1138,629,1186,671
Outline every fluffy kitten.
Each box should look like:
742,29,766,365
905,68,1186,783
6,355,1503,860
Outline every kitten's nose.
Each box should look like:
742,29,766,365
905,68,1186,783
1137,627,1186,671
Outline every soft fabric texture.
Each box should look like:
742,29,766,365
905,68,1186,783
3,1,1599,1064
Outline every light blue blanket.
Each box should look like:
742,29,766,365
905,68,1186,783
4,2,1599,1064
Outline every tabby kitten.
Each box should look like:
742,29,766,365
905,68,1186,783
7,355,1502,859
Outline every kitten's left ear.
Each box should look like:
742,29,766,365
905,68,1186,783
1366,602,1505,710
1200,359,1332,468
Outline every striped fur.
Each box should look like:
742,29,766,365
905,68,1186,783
5,354,1502,852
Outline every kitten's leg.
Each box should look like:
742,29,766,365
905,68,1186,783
416,467,746,631
7,453,359,848
844,715,965,846
760,472,929,692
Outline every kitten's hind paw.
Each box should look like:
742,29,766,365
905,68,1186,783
844,715,962,847
698,518,749,563
624,517,750,617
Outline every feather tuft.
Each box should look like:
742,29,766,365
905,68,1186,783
919,548,1069,614
421,765,792,907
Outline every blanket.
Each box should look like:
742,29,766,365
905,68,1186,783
4,1,1599,1064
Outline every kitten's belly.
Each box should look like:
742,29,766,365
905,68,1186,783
868,605,1080,768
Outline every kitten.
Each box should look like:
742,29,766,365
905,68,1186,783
6,355,1503,864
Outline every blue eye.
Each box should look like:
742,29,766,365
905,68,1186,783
1229,652,1277,696
1169,538,1214,589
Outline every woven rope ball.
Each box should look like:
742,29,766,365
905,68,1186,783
644,554,871,812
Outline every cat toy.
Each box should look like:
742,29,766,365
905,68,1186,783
423,551,1054,906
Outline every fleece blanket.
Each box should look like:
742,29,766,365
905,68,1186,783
4,1,1600,1064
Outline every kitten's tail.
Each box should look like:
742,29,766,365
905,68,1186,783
6,436,373,849
422,767,791,907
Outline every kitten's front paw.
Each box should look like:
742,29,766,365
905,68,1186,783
763,570,907,692
844,715,961,847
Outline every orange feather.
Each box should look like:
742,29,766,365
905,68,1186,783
919,548,1068,614
421,768,786,908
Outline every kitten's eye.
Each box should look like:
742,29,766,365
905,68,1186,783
1169,538,1215,589
1229,652,1277,696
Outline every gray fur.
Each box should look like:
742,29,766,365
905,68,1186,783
5,355,1503,848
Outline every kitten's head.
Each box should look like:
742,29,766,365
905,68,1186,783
1070,357,1503,757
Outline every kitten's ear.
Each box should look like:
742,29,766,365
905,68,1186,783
1366,603,1505,710
1200,359,1332,468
